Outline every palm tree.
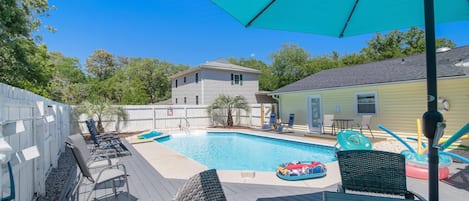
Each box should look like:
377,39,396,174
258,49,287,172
207,95,250,127
74,99,128,132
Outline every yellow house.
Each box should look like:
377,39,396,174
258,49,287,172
270,46,469,139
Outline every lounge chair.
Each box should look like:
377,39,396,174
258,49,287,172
66,134,130,201
322,114,335,135
337,150,426,200
173,169,227,201
85,119,130,154
277,113,295,133
67,134,120,169
261,113,277,131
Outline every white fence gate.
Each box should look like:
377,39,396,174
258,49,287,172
0,83,71,201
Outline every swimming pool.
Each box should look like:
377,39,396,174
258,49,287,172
156,132,336,172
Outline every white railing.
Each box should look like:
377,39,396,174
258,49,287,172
0,83,71,201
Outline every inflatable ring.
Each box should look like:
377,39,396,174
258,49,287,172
438,98,449,113
276,161,327,181
336,130,372,150
406,163,450,180
401,150,452,168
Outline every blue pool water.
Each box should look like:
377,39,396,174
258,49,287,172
156,132,336,171
138,130,162,139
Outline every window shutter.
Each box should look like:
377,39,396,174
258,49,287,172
231,73,234,85
240,74,243,85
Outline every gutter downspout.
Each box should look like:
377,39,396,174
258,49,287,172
272,94,280,117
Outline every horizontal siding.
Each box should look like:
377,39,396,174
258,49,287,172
280,77,469,138
202,69,259,104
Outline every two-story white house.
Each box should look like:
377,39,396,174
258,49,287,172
170,59,261,105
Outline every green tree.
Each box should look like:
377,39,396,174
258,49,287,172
86,49,119,80
361,27,456,61
207,95,250,127
74,99,128,132
270,44,310,88
0,0,53,94
118,57,189,104
48,52,87,103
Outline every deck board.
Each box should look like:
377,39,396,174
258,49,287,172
72,139,469,201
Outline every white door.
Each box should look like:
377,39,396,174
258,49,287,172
307,95,322,133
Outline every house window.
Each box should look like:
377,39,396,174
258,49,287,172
195,73,199,83
175,98,178,104
231,73,243,85
184,76,186,83
175,80,178,88
184,97,187,104
356,92,377,114
196,96,199,105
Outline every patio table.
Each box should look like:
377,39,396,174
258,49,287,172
323,191,406,201
331,119,354,134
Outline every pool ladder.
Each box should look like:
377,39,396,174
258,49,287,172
179,118,190,134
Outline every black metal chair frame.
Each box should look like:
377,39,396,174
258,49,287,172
337,150,426,200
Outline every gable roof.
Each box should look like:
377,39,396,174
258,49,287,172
271,46,469,94
170,59,260,79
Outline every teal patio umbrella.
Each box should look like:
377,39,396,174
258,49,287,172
210,0,469,200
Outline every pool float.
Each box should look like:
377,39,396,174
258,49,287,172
137,130,163,139
335,130,372,151
378,123,469,180
276,161,326,181
401,150,452,168
400,150,451,179
406,163,450,180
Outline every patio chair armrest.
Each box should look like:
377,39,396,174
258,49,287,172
407,190,427,201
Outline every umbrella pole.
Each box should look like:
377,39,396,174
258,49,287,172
422,1,443,201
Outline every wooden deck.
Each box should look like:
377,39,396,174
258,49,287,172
73,139,336,201
72,139,469,201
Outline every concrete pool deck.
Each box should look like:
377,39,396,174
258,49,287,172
129,129,342,188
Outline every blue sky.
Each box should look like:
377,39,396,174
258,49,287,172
42,0,469,67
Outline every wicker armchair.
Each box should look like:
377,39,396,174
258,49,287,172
337,150,426,200
173,169,227,201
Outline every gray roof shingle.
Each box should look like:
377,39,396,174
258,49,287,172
170,59,259,79
272,46,469,94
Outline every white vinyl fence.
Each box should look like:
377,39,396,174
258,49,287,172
0,83,71,201
75,104,277,134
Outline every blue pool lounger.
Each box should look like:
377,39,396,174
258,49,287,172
137,130,163,139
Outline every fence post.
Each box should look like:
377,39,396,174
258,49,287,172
153,105,156,130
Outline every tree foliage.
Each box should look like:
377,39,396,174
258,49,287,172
361,27,456,61
270,44,311,89
0,0,53,96
48,52,87,104
86,49,119,80
74,99,128,132
207,95,251,127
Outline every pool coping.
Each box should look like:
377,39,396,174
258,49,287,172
128,128,341,188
